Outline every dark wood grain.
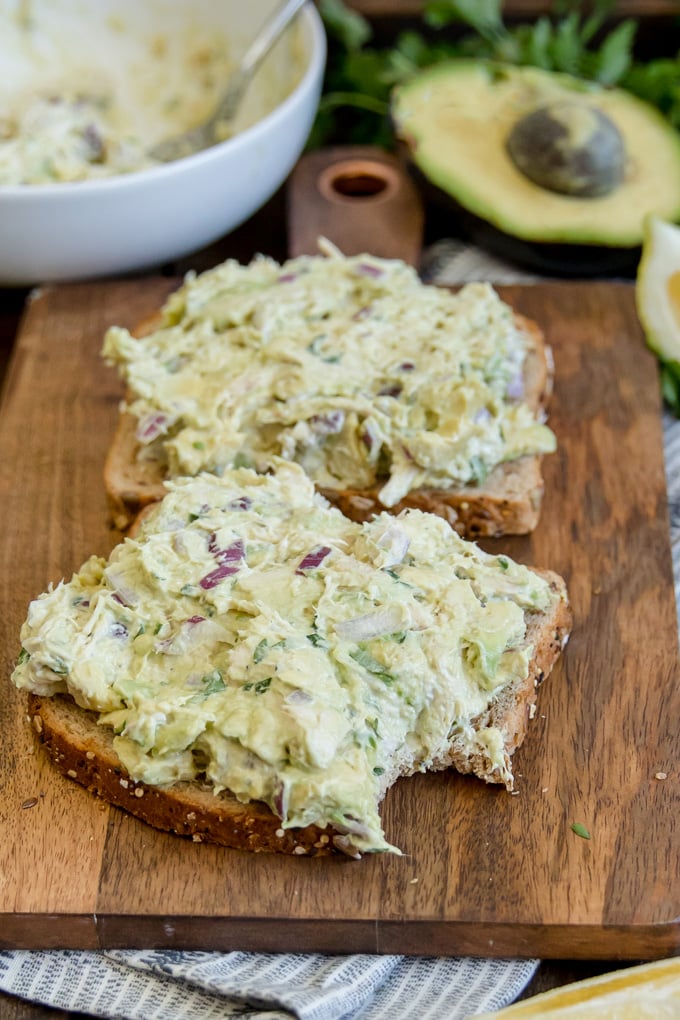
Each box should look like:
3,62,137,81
0,999,74,1019
0,279,678,958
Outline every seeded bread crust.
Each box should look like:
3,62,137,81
26,569,571,857
104,312,554,535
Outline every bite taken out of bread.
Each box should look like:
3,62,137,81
102,243,556,535
15,462,572,858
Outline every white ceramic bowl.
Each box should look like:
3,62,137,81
0,0,326,285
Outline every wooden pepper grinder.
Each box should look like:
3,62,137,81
286,145,424,267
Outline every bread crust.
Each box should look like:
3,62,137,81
427,571,571,783
25,568,571,856
27,693,340,856
104,311,554,535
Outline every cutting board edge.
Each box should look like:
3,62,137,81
1,913,679,960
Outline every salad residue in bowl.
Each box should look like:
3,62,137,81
0,0,304,184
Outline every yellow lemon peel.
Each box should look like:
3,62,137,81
475,956,680,1018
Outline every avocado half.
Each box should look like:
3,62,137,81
392,61,680,275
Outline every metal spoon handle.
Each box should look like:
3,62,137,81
242,0,309,78
213,0,309,124
150,0,310,162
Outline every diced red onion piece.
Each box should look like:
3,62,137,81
273,781,288,819
335,605,405,641
361,421,380,453
296,546,332,574
474,407,492,424
399,361,415,371
155,616,215,653
172,532,188,556
208,535,245,565
135,411,172,444
199,561,240,589
309,411,345,436
333,815,374,841
104,567,139,607
109,622,128,639
351,305,372,321
227,496,252,511
200,537,245,588
332,834,362,858
356,263,383,278
83,123,104,159
278,273,297,283
376,525,410,566
285,688,313,706
377,383,402,398
165,517,187,532
506,371,525,400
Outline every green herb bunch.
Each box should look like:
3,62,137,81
310,0,680,149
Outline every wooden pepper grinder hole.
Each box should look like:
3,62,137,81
317,160,400,203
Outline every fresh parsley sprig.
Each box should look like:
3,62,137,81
660,359,680,416
311,0,680,148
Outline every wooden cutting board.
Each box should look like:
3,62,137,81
0,276,678,959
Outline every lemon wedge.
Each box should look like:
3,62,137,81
636,215,680,363
636,216,680,411
475,957,680,1018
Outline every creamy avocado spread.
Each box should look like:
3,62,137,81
0,93,157,185
13,463,559,855
103,245,555,507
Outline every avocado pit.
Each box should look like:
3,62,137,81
506,100,626,198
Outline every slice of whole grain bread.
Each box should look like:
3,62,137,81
26,568,571,857
104,312,554,535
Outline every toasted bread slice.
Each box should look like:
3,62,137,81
318,315,552,536
25,568,570,857
105,310,554,535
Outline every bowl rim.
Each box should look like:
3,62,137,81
0,2,326,199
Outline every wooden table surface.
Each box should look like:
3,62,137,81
0,186,662,1014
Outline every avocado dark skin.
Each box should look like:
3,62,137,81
407,157,640,279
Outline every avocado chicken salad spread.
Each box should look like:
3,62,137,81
103,244,556,507
0,93,156,184
13,464,560,855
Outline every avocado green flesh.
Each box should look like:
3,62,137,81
393,61,680,247
12,463,558,855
